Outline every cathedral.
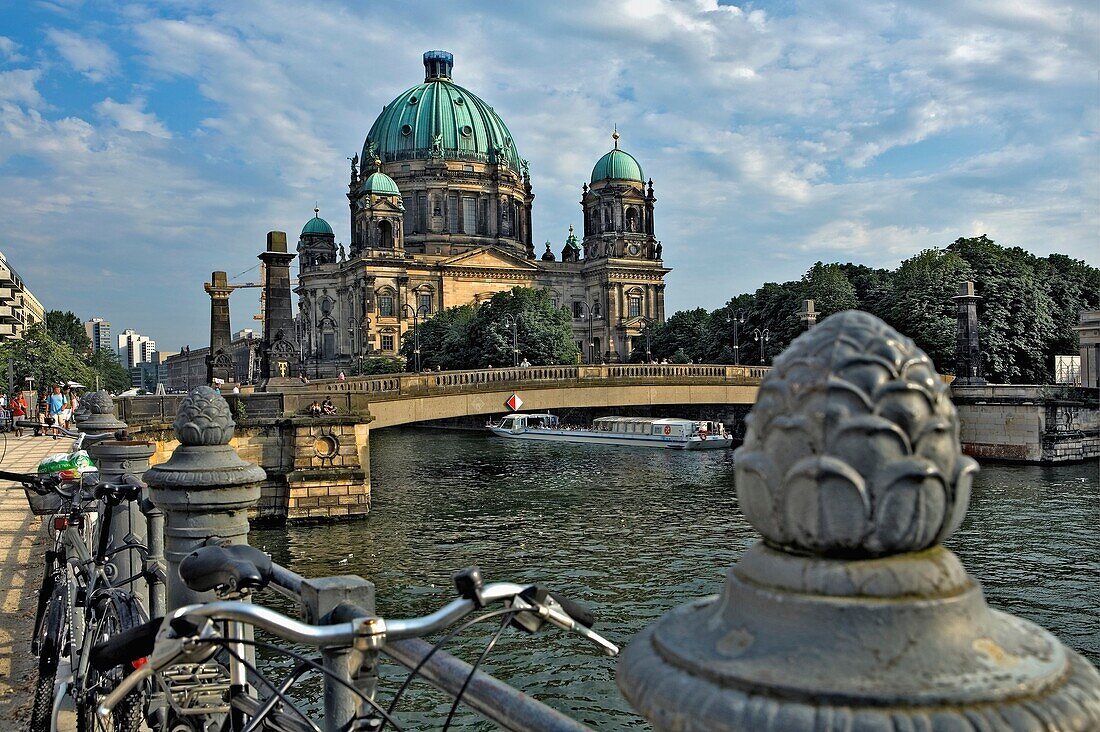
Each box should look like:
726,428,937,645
295,51,669,372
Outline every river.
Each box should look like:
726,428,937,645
253,427,1100,729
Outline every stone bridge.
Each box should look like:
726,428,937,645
119,364,767,523
289,363,768,427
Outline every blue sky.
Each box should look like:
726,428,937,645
0,0,1096,350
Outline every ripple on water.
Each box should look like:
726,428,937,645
251,429,1100,730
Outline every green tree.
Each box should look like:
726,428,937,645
466,288,579,367
948,236,1057,383
45,310,91,355
404,288,578,370
0,324,95,393
879,249,974,373
648,308,711,362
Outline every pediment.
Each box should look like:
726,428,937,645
438,247,539,271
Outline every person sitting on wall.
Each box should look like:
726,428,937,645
321,398,337,415
308,400,322,417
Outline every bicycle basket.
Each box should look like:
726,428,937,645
23,486,65,516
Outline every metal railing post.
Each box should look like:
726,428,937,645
300,576,376,732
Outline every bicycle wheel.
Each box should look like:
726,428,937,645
76,592,146,732
29,577,68,732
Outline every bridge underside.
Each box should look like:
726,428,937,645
359,384,760,429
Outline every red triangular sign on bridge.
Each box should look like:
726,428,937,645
506,393,523,411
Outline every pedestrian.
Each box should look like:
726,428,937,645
520,357,532,368
308,400,322,417
47,385,65,438
321,398,336,415
11,392,26,437
35,389,48,436
338,371,346,382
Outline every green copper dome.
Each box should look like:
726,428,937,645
363,51,524,173
591,148,644,184
302,211,333,236
360,170,401,196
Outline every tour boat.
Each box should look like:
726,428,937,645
486,414,733,450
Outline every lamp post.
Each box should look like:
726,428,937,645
358,315,372,374
402,304,431,372
502,314,520,368
753,328,770,365
576,301,597,364
347,324,355,374
726,310,745,365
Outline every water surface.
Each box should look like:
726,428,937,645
253,428,1100,729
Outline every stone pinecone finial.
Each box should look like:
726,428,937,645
173,386,235,446
83,390,115,416
734,310,978,557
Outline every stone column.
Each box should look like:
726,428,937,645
618,311,1100,730
953,280,986,385
259,232,299,384
145,387,265,610
799,298,818,329
204,271,234,386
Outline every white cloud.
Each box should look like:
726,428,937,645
45,28,118,82
95,97,171,138
0,69,43,106
0,0,1095,345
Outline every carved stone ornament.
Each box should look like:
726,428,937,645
617,311,1100,731
79,389,126,431
173,386,235,446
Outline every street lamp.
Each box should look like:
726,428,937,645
753,328,770,365
502,314,520,368
347,324,355,373
576,301,597,364
358,315,372,375
726,310,745,365
402,304,431,372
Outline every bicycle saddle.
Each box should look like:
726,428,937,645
180,543,274,595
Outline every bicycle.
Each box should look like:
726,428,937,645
2,421,162,732
93,542,618,732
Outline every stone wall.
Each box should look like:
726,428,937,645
140,416,370,523
952,384,1100,463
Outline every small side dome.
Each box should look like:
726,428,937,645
590,129,644,184
360,170,401,197
302,208,333,236
541,242,556,261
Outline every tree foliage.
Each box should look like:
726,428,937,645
45,310,91,355
402,287,579,370
0,324,96,392
650,236,1097,383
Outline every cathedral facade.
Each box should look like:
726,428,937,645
295,51,669,372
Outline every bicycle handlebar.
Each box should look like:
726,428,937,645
97,577,618,718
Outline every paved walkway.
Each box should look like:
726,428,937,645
0,435,68,722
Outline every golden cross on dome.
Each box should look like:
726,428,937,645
612,125,619,149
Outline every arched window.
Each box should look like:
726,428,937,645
379,220,393,249
628,288,644,318
376,288,396,317
625,207,639,233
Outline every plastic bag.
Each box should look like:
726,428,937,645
37,450,97,481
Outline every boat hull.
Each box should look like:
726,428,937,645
488,427,732,450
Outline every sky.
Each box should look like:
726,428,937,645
0,0,1096,351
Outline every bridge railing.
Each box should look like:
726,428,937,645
317,363,768,399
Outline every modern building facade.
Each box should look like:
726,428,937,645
0,250,45,340
294,51,669,374
84,318,112,354
117,329,156,370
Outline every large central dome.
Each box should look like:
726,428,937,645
363,51,524,173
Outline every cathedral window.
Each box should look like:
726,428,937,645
478,198,488,235
626,207,639,233
629,294,642,318
573,302,584,319
381,334,395,351
403,197,414,232
447,194,459,233
594,299,602,318
379,295,394,317
462,197,477,235
418,292,433,314
417,195,427,232
379,220,393,249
